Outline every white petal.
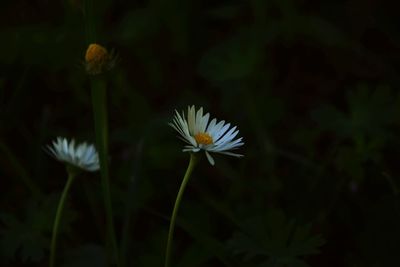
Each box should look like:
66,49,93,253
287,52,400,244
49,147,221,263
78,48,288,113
175,111,190,137
205,151,215,166
206,118,217,133
213,123,231,142
188,106,196,135
183,147,200,152
214,126,237,145
194,107,204,134
216,151,244,157
210,138,244,151
199,113,210,133
208,120,225,139
76,144,85,158
46,146,58,159
68,139,76,161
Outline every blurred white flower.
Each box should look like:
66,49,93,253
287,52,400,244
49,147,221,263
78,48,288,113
46,137,100,172
170,105,244,165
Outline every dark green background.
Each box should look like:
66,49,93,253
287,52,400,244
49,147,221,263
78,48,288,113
1,0,400,266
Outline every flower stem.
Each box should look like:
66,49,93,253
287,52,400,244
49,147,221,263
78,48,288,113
90,77,121,267
49,170,76,267
84,0,96,44
83,0,121,264
165,153,198,267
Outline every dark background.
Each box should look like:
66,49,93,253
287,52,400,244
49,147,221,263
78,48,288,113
1,0,400,266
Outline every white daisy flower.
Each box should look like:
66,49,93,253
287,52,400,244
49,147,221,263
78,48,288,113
170,105,244,165
46,137,100,172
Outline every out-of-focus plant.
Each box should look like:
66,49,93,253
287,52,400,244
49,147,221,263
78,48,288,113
0,195,77,263
227,209,324,267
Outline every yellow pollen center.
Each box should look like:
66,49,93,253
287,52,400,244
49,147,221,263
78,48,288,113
85,43,109,63
194,132,213,145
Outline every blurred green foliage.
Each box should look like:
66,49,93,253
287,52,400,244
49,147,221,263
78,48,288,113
227,209,324,267
1,0,400,266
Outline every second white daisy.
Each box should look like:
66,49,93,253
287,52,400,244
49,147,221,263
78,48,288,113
46,137,100,172
169,105,244,165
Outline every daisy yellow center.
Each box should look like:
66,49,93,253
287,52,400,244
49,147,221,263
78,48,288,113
194,132,213,145
85,43,109,64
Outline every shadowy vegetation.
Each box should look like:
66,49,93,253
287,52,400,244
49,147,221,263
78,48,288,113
1,0,400,266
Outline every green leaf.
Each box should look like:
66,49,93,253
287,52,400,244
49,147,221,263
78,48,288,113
61,244,106,267
198,28,264,82
258,257,311,267
313,85,398,143
0,25,81,68
228,231,268,260
176,243,212,267
177,217,235,267
311,105,349,137
360,195,400,266
347,85,396,136
114,8,159,44
227,209,324,264
0,194,77,263
207,5,243,20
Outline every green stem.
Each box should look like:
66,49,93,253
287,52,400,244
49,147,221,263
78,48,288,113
83,0,120,264
84,0,96,43
90,77,120,267
165,153,198,267
49,170,76,267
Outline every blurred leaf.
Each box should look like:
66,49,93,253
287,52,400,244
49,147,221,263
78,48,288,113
178,217,235,267
335,146,364,181
251,0,268,26
258,0,346,45
61,244,106,267
135,228,167,267
176,243,212,267
0,194,77,263
228,231,267,260
198,28,264,82
313,86,398,140
148,0,192,54
311,105,349,137
0,140,42,198
360,195,400,266
313,86,397,180
227,209,324,265
292,16,346,46
347,85,396,136
290,129,321,158
114,8,159,44
259,258,311,267
207,4,243,20
0,25,81,68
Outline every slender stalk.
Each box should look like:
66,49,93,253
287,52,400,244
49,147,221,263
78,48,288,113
165,153,198,267
84,0,96,44
83,0,120,264
90,77,120,267
49,170,76,267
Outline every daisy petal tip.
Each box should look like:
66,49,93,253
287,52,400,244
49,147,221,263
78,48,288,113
205,151,215,166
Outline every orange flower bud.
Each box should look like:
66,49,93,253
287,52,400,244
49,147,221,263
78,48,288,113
84,43,116,75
